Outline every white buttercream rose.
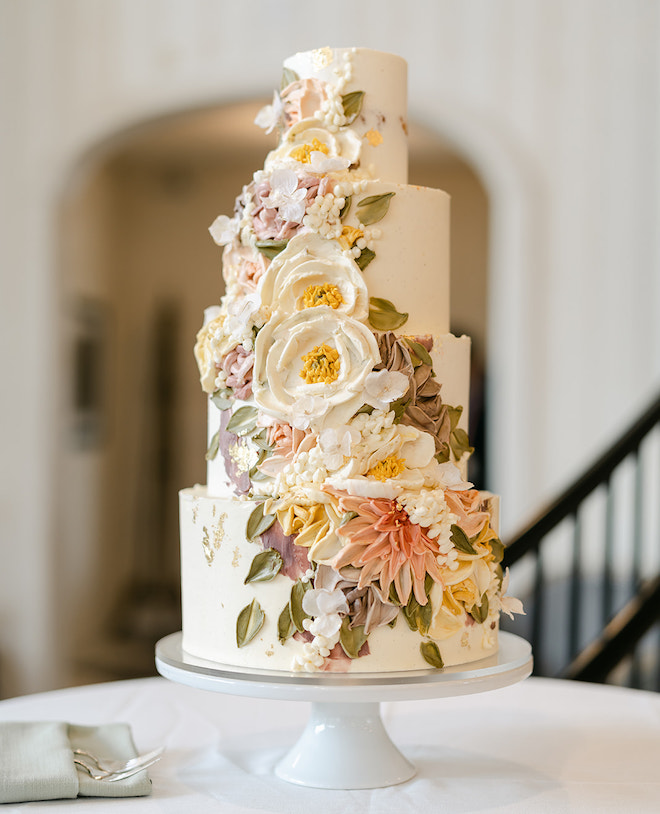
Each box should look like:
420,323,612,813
265,120,361,174
259,233,369,323
252,306,380,430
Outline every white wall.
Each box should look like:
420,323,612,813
1,0,659,696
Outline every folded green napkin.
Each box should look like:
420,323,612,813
0,721,153,804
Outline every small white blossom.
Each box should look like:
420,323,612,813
363,369,409,411
209,214,240,246
263,168,308,223
499,568,525,620
318,425,361,469
254,90,283,134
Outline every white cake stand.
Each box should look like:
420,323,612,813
155,630,532,790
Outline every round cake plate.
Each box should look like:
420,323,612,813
155,630,532,790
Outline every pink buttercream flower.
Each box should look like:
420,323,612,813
281,78,329,129
258,421,312,477
221,344,254,400
444,489,490,540
251,173,322,241
329,490,446,606
222,242,267,293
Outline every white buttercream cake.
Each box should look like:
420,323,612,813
181,47,523,673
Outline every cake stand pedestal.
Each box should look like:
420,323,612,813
155,630,532,790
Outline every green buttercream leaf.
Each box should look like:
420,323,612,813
236,598,265,647
339,616,368,659
205,430,220,461
389,583,402,607
469,592,490,624
356,192,395,226
450,427,474,460
278,603,294,643
489,538,505,564
404,338,433,368
281,67,299,90
290,579,311,633
251,428,273,451
450,524,477,555
341,511,359,525
244,548,283,584
256,239,288,259
368,297,408,331
355,247,375,270
341,90,365,124
447,405,463,432
403,593,432,635
435,444,450,464
226,405,258,436
246,502,276,542
339,195,352,221
420,640,444,669
211,387,233,411
390,396,410,423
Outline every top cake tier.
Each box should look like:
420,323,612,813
265,47,408,184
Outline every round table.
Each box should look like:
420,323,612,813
0,675,658,812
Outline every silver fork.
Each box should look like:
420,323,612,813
73,748,163,781
73,746,164,775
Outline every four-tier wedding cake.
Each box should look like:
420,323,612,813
180,47,522,673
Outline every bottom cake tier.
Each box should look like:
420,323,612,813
180,486,501,673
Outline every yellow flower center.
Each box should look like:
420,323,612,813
290,137,330,164
299,343,341,384
338,225,364,250
302,283,344,310
367,455,406,481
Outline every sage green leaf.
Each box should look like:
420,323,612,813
278,603,294,643
388,583,402,607
368,297,408,331
211,387,233,411
281,67,299,90
248,467,271,483
251,428,273,451
290,579,311,633
450,427,474,460
420,640,444,669
236,599,265,648
244,548,283,584
435,444,450,464
341,511,359,525
403,593,432,635
341,90,365,123
469,593,490,624
205,430,220,461
339,195,352,221
403,338,433,368
226,405,258,436
355,247,375,270
256,239,288,260
246,502,276,542
450,524,477,555
447,405,463,432
339,616,368,659
356,192,395,226
489,537,505,564
389,396,410,423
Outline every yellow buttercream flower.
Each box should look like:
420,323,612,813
300,343,341,384
276,498,343,562
338,225,364,250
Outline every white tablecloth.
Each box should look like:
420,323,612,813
0,675,658,812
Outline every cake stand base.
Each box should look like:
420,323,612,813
156,631,532,789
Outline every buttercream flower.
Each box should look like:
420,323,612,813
499,568,525,620
315,564,398,635
280,78,330,129
221,344,254,400
222,241,267,293
209,213,240,246
252,306,380,430
257,421,309,478
318,425,361,470
325,422,437,499
330,491,446,606
444,488,491,539
250,173,321,241
259,232,369,323
265,121,361,174
275,492,344,564
363,369,410,411
254,89,284,134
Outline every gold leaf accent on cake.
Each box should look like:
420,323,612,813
201,515,226,566
364,128,383,147
339,616,368,659
236,598,265,648
368,297,408,331
192,501,199,524
341,90,365,124
244,548,283,584
231,546,241,567
420,640,444,669
356,192,395,226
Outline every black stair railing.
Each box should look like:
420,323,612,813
502,390,660,690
